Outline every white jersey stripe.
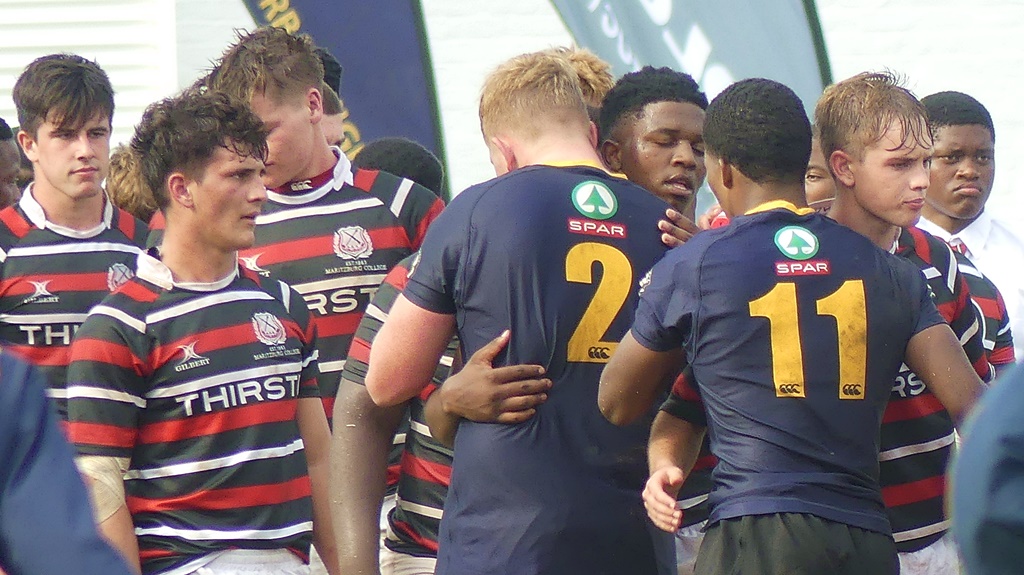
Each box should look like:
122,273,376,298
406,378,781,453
677,493,709,510
292,274,388,294
147,291,275,324
278,281,291,313
941,244,957,293
363,303,387,323
318,359,345,373
126,438,305,479
958,316,980,346
90,305,147,334
0,312,89,324
893,519,950,543
396,496,443,520
409,419,433,439
389,178,414,219
256,197,382,225
65,385,147,408
878,432,955,462
7,242,142,258
148,361,304,399
921,267,940,280
134,521,312,541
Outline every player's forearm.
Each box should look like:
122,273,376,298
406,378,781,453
648,411,705,475
98,505,141,574
424,387,459,447
329,383,404,574
598,333,683,425
906,323,984,428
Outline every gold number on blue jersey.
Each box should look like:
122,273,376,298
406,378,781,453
749,280,867,399
565,243,633,363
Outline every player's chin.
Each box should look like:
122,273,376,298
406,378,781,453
890,206,922,228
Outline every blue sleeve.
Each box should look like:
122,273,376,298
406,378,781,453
403,190,474,315
630,249,696,352
0,353,134,575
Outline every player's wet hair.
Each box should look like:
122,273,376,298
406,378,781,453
13,53,114,138
353,137,444,199
815,71,930,164
131,90,268,210
598,66,707,141
704,78,811,186
479,50,589,142
207,27,324,105
107,144,158,223
921,91,995,142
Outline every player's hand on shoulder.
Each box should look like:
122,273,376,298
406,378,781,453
697,204,724,231
439,330,552,424
658,208,701,248
643,466,685,533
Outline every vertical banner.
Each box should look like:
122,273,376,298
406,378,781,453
242,0,446,186
550,0,832,114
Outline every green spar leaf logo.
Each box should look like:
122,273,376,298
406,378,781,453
774,226,819,260
571,181,618,220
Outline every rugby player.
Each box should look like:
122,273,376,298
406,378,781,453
2,54,146,419
66,90,339,575
600,78,982,575
365,50,674,575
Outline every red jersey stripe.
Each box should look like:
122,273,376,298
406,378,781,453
128,476,311,514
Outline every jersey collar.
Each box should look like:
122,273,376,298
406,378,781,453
744,200,815,216
19,183,113,238
266,147,354,205
539,159,626,178
137,248,239,292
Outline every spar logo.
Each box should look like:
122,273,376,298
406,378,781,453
107,263,133,291
333,226,374,260
571,181,618,220
774,226,819,260
252,312,287,346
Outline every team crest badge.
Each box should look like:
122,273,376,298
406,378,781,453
571,181,618,220
252,312,287,345
107,263,134,291
774,226,819,260
333,226,374,260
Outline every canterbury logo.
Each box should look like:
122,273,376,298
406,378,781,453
777,383,802,395
841,384,864,397
587,346,610,360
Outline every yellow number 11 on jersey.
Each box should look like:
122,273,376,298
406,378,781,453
748,280,867,399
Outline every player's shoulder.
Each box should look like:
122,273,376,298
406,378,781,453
0,204,34,247
350,167,436,203
898,225,955,266
109,207,149,248
238,267,315,324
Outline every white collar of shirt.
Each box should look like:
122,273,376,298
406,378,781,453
265,147,354,205
136,249,238,292
19,183,113,238
918,211,994,258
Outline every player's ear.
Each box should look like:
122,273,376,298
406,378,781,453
830,150,856,188
16,130,38,163
587,121,599,150
599,138,622,173
307,86,323,124
167,172,194,209
490,136,517,174
717,157,734,189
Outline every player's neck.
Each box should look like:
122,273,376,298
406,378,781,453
829,193,900,250
159,228,239,284
301,135,338,180
739,182,806,215
920,202,975,235
517,136,603,170
29,182,105,230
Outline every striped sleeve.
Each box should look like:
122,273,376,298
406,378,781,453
659,367,707,426
66,299,149,458
283,281,321,400
342,256,411,387
354,169,444,250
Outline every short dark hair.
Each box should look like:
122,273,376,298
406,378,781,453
921,91,995,142
13,53,115,138
704,78,811,185
0,118,12,141
598,66,707,140
130,90,268,210
315,46,343,95
321,82,343,116
352,137,444,198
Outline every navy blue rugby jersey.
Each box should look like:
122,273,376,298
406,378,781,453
404,164,671,575
632,202,945,536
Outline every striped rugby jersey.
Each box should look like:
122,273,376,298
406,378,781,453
342,253,456,557
66,252,321,575
238,153,443,424
954,252,1015,368
883,225,991,552
658,369,715,529
0,189,146,419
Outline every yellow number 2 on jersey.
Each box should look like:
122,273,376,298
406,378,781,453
564,242,633,363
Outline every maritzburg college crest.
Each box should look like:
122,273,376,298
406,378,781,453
333,226,374,260
252,312,287,346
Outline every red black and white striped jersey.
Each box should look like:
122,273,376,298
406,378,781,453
882,226,991,552
66,252,321,575
239,154,443,424
342,254,456,556
658,369,715,529
0,189,146,418
954,252,1015,368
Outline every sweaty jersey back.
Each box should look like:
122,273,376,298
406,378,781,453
405,164,670,575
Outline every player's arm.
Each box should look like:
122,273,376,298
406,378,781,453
905,323,984,428
644,411,706,533
658,208,701,248
330,379,404,575
598,331,685,426
423,330,551,447
366,294,455,406
297,396,340,575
